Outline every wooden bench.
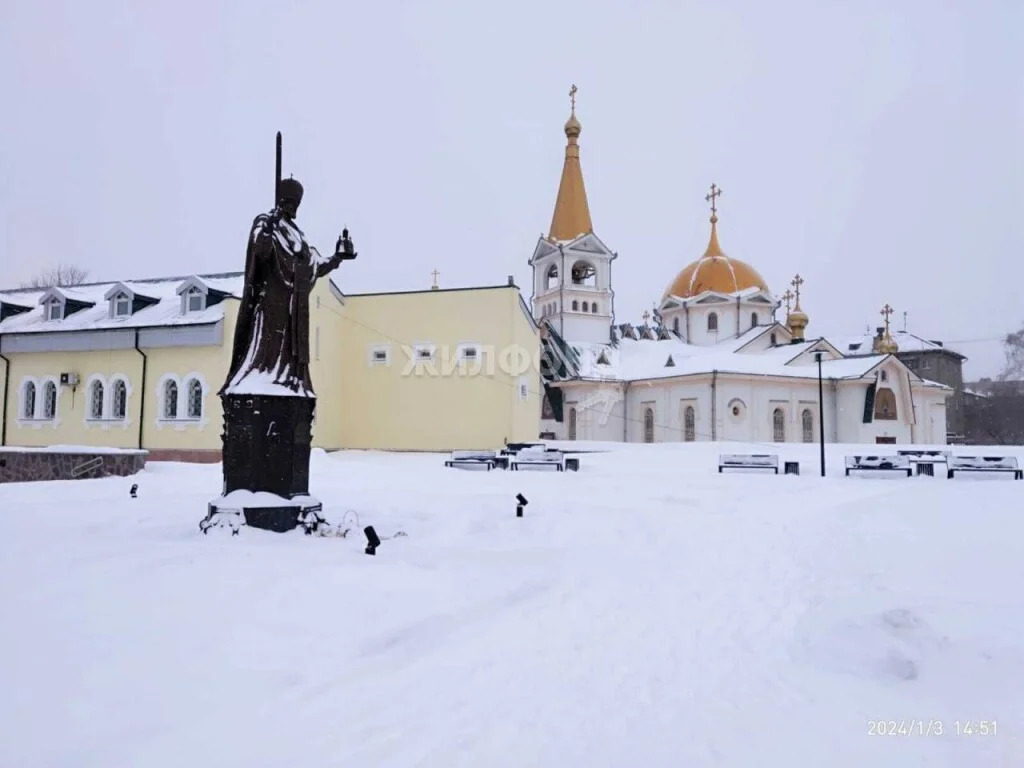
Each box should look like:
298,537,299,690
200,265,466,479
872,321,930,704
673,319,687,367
947,455,1022,480
511,449,565,471
445,450,502,470
844,455,912,477
718,454,779,474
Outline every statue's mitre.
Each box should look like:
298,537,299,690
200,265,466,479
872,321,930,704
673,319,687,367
278,177,304,204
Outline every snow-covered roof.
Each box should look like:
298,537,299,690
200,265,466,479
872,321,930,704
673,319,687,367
0,273,245,334
840,330,965,359
567,334,895,383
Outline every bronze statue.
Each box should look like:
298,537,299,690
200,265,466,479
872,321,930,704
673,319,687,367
221,177,355,396
202,133,358,535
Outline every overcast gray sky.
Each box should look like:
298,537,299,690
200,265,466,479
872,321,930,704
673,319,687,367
2,0,1021,378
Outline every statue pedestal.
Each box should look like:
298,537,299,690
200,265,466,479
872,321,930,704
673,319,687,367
202,394,323,534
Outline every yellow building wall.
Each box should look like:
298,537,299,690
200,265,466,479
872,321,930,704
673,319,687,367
336,286,541,451
306,279,346,449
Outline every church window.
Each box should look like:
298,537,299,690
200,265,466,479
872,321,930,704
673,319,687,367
22,381,36,418
802,409,813,442
874,388,897,420
879,369,888,382
568,407,577,440
45,299,63,321
707,312,718,332
314,327,321,361
186,378,203,419
185,288,205,313
113,294,131,317
546,264,559,290
111,379,128,420
42,381,57,420
772,408,785,442
571,261,597,287
163,379,178,419
770,332,777,346
89,380,105,420
582,301,589,313
673,317,680,334
643,407,655,443
684,406,695,442
591,303,598,314
751,312,759,327
572,300,579,311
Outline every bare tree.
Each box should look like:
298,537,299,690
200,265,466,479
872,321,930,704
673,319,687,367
999,324,1024,381
20,264,90,289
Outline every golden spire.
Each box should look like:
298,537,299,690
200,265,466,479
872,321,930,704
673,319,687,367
702,183,725,257
786,274,809,341
878,303,899,353
548,84,593,241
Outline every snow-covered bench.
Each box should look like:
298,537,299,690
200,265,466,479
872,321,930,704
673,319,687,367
445,450,503,470
718,454,779,474
844,455,912,477
897,449,952,463
947,455,1022,480
510,449,565,471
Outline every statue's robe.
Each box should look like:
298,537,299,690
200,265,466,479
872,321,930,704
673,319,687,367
220,208,341,397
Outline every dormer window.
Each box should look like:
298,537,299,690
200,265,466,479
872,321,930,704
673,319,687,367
186,288,206,313
45,299,63,321
113,294,131,317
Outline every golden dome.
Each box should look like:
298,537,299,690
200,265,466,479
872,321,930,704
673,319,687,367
662,216,769,299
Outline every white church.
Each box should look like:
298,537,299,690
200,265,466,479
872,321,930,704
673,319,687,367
531,98,951,446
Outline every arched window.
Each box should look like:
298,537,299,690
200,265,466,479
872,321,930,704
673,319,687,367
568,407,577,440
770,332,777,346
684,406,695,442
874,388,897,420
89,380,104,420
880,369,888,382
643,408,655,443
802,408,813,442
111,379,127,420
186,378,203,419
571,261,596,287
581,301,589,313
673,317,680,334
163,379,178,419
22,381,36,419
751,312,759,327
43,381,57,420
545,264,559,290
572,300,579,311
591,302,598,314
772,408,785,442
707,312,718,332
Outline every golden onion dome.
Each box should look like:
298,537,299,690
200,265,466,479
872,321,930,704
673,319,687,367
663,214,770,300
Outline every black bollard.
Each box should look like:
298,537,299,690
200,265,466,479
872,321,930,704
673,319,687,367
516,493,528,518
364,525,381,556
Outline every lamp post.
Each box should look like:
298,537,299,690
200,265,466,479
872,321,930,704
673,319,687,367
814,351,826,477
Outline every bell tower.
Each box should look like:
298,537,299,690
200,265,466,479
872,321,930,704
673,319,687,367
529,85,616,344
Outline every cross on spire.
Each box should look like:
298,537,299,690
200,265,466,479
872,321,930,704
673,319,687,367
569,84,577,114
782,289,794,314
431,269,440,289
881,303,894,333
705,183,722,218
642,310,651,325
791,274,804,309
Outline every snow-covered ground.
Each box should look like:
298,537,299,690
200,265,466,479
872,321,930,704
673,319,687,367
1,441,1022,767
